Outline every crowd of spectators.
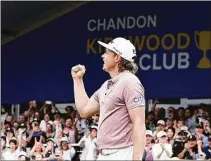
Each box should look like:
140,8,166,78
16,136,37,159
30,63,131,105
1,100,211,160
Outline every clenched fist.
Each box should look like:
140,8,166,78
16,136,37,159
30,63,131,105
71,64,86,79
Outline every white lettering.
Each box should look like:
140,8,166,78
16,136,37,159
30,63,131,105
139,52,190,71
117,17,126,29
137,16,146,28
97,19,106,31
127,16,136,29
87,15,157,32
163,53,175,70
107,19,116,30
178,52,190,69
87,19,96,32
148,15,156,27
152,54,162,70
139,54,151,71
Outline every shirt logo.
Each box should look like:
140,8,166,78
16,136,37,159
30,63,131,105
133,95,145,105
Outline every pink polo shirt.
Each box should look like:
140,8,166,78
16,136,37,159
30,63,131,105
91,70,145,150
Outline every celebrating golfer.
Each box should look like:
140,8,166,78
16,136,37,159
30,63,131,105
71,37,146,160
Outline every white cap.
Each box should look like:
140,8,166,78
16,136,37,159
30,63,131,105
98,37,137,62
146,130,153,136
47,138,55,143
157,131,167,138
90,124,98,130
180,126,188,131
157,120,165,126
60,136,68,142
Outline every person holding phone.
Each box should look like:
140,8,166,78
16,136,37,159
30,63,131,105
71,37,146,160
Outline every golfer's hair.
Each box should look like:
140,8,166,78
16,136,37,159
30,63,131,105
118,58,138,74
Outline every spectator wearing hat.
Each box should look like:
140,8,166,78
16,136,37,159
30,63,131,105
75,124,98,161
18,153,28,160
58,136,76,161
44,138,58,160
203,136,211,159
144,130,154,161
5,127,15,147
182,135,206,160
26,118,46,148
17,123,27,149
153,120,166,138
152,131,173,160
172,126,189,159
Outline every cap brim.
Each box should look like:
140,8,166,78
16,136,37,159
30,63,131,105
98,41,114,53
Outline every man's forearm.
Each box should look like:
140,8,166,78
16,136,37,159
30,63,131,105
73,78,89,114
132,121,146,160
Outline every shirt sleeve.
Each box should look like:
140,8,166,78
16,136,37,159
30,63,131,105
123,78,145,110
90,89,100,103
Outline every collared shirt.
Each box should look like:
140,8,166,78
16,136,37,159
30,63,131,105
91,70,145,149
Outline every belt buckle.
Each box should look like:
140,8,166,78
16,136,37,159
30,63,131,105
100,149,119,156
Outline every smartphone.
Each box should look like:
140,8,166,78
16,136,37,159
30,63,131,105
45,101,52,105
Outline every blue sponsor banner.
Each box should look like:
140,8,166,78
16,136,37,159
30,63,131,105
2,2,211,104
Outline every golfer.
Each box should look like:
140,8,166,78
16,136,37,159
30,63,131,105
71,37,146,160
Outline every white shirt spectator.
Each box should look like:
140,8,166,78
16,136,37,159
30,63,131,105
2,147,22,160
39,120,53,132
76,135,98,160
152,143,173,160
62,147,76,161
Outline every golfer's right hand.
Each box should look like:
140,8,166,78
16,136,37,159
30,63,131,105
71,64,86,79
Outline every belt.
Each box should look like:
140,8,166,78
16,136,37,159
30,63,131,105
99,148,119,156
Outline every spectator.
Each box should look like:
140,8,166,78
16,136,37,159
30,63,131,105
146,112,156,132
177,107,185,120
58,137,76,160
76,124,98,160
167,107,177,120
194,123,209,147
63,117,77,144
167,127,176,146
185,107,196,134
144,130,154,161
39,113,52,132
153,120,165,138
203,135,211,159
152,131,173,160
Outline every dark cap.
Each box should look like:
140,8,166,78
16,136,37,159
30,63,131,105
188,135,197,141
6,128,13,132
18,123,26,129
196,124,203,129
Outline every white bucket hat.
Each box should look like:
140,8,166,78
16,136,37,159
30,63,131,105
98,37,137,62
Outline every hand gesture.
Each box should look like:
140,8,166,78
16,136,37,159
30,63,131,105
197,140,203,147
184,143,190,151
71,64,86,79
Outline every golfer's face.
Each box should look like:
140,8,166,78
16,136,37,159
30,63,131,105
102,49,116,72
